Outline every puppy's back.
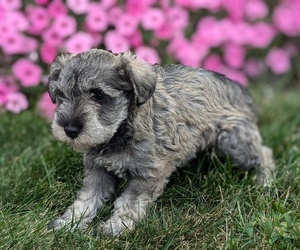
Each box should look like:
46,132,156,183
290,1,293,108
154,64,257,121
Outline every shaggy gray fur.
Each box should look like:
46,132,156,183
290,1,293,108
48,49,275,236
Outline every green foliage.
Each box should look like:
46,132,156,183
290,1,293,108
1,86,300,249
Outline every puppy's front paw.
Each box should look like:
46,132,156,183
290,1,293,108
48,217,67,230
48,217,89,231
99,216,134,236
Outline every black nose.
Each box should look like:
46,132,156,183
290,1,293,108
64,125,81,139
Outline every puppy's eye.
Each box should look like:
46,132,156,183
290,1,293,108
49,69,61,82
56,90,66,104
90,89,110,104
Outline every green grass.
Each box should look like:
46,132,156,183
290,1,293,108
1,85,300,249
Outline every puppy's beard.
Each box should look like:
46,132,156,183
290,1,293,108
52,107,128,152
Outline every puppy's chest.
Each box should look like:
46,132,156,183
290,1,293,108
101,154,131,179
91,151,154,180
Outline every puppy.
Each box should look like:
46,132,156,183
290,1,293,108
47,49,275,235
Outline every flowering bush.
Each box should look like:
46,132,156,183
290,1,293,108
0,0,299,120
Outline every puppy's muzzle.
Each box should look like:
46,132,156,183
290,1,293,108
64,124,82,139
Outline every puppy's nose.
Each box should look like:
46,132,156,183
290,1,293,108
64,125,81,139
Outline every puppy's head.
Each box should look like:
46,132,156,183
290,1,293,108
48,49,157,152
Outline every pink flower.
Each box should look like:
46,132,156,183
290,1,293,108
108,6,123,25
245,0,268,21
203,54,223,72
248,22,275,48
67,0,89,14
174,0,190,8
224,68,248,86
224,43,245,69
19,36,38,54
27,6,50,35
168,36,205,67
85,5,109,32
104,31,130,53
285,43,299,57
193,17,225,48
116,14,139,36
266,48,291,74
53,15,77,38
226,21,253,45
12,59,42,87
1,31,24,55
38,92,56,121
0,76,18,92
175,0,221,11
273,5,300,37
135,46,160,64
0,5,5,20
154,22,174,40
192,0,221,12
141,8,165,30
126,0,154,17
40,43,58,63
0,0,21,10
5,92,29,113
5,11,29,32
167,35,187,55
88,32,103,47
0,82,11,106
42,27,63,48
47,0,68,18
244,59,262,78
178,44,204,67
127,31,143,48
160,0,170,9
222,0,244,22
99,0,116,9
35,0,49,5
65,32,94,54
167,7,189,31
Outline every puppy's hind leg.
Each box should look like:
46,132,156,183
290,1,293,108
216,120,275,185
48,167,117,231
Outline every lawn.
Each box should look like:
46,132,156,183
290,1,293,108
0,84,300,249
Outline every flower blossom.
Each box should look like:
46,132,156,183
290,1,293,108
48,0,68,18
27,6,50,35
40,43,58,63
266,48,291,75
135,46,161,64
116,14,139,36
12,59,42,87
53,15,77,38
245,0,268,21
38,92,56,121
224,43,245,69
67,0,89,14
85,5,109,32
65,32,94,54
104,31,130,53
5,92,29,113
141,8,165,30
1,0,21,11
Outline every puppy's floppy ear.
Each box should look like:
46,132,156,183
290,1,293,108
48,53,74,103
116,51,157,106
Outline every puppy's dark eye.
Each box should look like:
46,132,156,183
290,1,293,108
90,89,111,104
56,90,65,104
49,69,61,82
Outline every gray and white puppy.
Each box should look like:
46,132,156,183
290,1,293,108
48,49,275,236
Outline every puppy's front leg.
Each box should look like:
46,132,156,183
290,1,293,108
100,177,165,236
49,167,117,231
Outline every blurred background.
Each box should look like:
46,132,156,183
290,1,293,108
0,0,299,120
